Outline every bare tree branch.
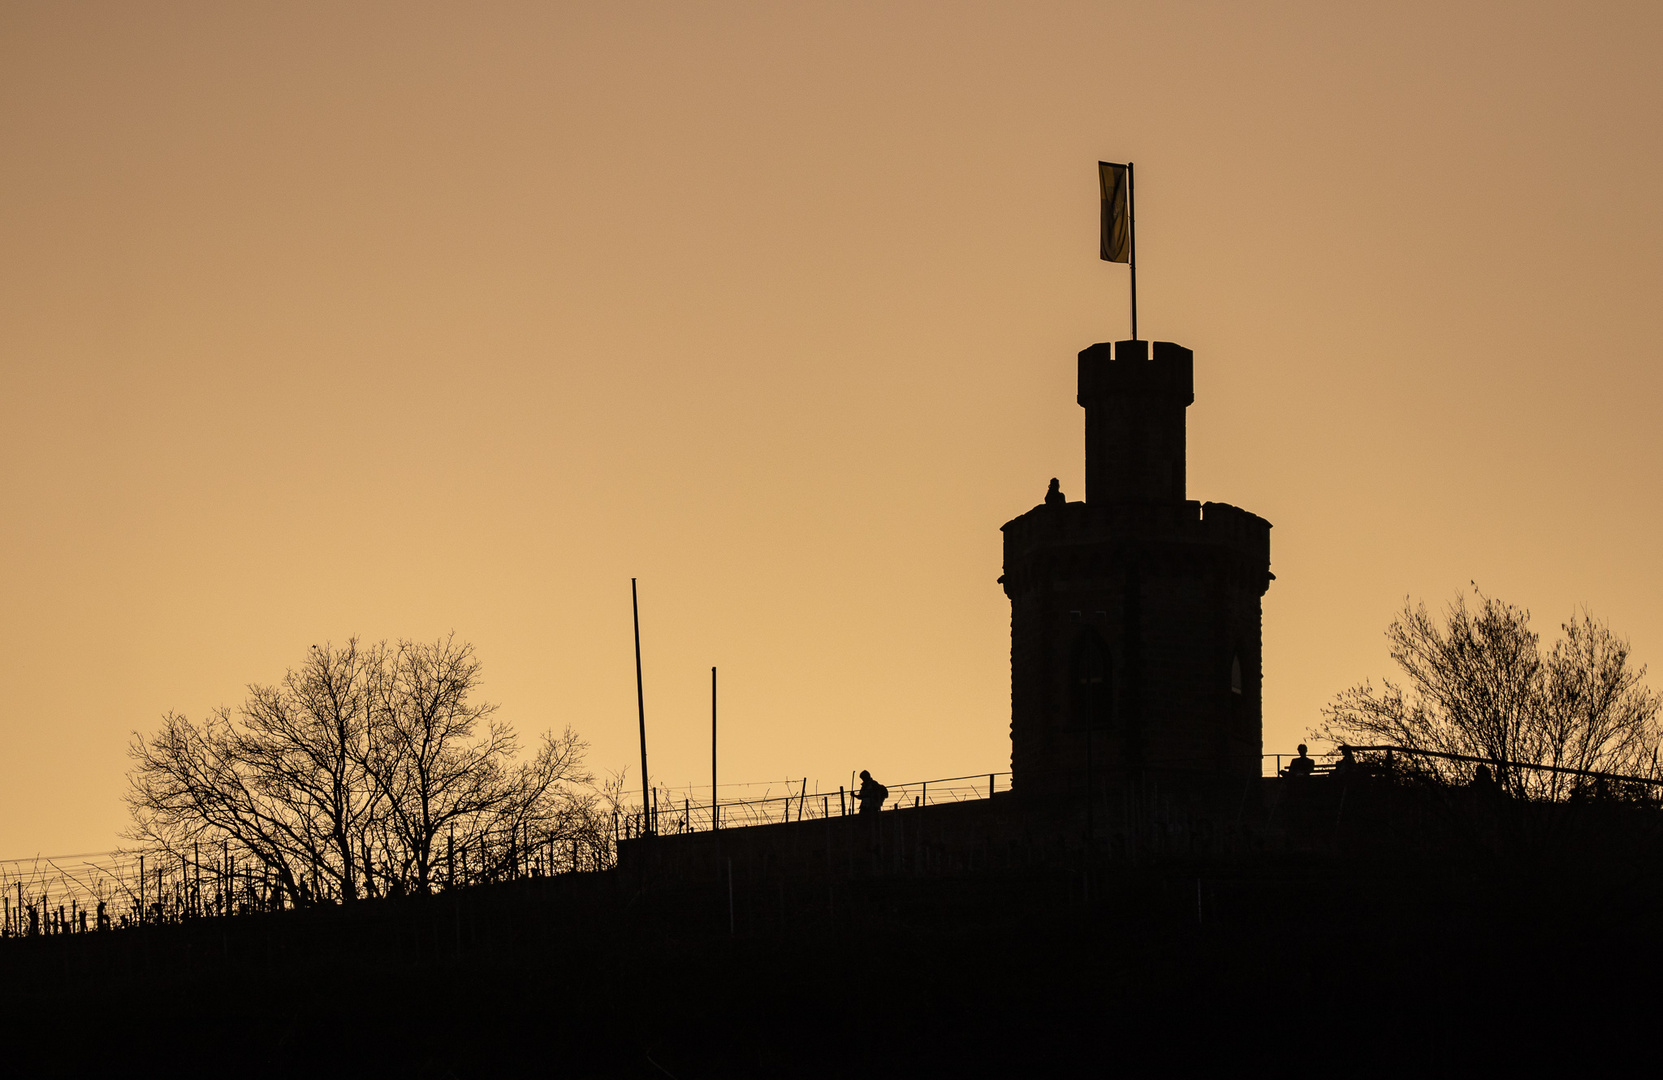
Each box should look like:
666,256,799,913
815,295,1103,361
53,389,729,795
1316,589,1662,799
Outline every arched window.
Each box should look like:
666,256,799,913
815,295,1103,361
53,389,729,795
1071,629,1112,727
1230,653,1244,695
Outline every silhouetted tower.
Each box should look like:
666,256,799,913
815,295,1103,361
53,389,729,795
1001,339,1272,793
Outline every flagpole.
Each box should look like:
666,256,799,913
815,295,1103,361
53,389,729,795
632,578,651,836
1128,161,1138,342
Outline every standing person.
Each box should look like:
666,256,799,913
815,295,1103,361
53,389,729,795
856,770,888,814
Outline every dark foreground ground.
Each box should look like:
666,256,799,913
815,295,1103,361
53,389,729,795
1,848,1659,1078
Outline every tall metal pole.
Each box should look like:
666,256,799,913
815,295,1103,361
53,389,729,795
632,578,651,836
1128,160,1138,342
711,666,719,833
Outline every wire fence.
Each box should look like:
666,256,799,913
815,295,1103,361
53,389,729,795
618,771,1012,839
1,770,1012,938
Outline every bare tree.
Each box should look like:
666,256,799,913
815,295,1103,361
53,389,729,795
127,637,597,903
1316,589,1662,798
237,638,383,900
126,707,319,905
364,636,591,893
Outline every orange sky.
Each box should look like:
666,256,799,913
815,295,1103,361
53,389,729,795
3,1,1660,856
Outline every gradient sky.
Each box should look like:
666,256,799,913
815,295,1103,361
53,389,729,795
3,1,1660,856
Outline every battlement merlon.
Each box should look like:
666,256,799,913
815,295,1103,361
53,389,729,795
1078,340,1195,505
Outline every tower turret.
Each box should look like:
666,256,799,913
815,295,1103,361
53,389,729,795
1002,338,1271,795
1078,339,1193,504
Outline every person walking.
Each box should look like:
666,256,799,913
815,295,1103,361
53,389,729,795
856,770,889,814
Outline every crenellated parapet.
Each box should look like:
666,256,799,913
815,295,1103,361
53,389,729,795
1000,499,1271,601
1077,339,1194,403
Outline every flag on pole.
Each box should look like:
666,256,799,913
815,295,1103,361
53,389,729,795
1099,162,1130,263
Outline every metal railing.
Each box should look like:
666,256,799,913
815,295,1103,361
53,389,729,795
1262,750,1342,778
1266,744,1663,797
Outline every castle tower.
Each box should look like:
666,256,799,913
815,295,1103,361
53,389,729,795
1000,339,1272,793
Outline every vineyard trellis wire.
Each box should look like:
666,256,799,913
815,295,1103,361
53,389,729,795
0,822,616,938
